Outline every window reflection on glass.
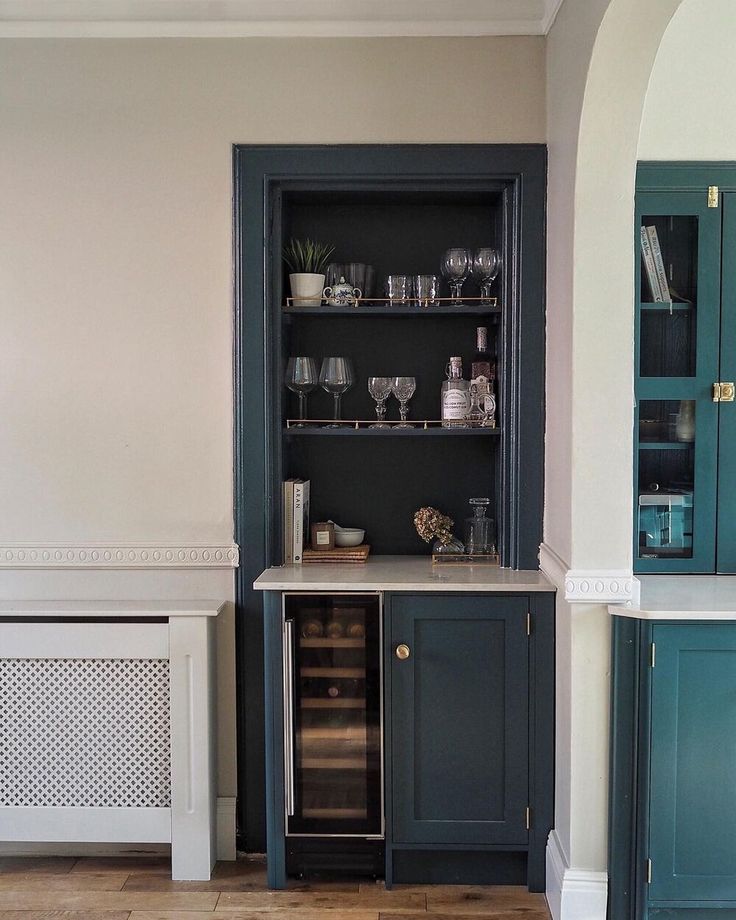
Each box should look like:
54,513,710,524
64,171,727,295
638,399,694,559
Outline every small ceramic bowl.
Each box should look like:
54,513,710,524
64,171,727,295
334,528,365,547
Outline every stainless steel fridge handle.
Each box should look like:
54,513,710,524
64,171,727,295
283,618,295,817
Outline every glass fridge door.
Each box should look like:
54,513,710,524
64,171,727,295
283,593,382,837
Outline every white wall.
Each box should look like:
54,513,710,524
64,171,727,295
0,33,545,812
639,0,736,159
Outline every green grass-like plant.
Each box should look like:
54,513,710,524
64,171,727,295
283,238,335,275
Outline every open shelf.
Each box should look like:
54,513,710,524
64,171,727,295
284,426,501,437
639,301,693,312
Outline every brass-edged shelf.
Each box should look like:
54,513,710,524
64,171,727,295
285,419,500,436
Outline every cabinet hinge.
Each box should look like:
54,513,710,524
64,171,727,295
650,642,656,668
708,185,719,208
526,806,531,830
527,612,531,636
647,858,652,884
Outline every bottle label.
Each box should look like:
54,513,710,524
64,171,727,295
443,388,469,419
315,531,331,545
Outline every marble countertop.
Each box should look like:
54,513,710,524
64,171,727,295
253,555,553,592
610,575,736,620
0,600,226,618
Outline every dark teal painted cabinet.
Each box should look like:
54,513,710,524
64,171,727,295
609,617,736,919
390,594,529,846
649,625,736,905
635,164,736,574
386,592,554,891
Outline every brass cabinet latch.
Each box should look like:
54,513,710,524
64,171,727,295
713,382,736,402
708,185,719,208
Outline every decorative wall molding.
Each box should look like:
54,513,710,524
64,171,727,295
564,570,640,606
539,542,568,588
546,830,608,920
0,0,564,38
539,542,640,606
0,544,239,569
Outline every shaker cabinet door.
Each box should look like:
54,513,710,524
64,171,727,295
390,594,529,846
649,624,736,902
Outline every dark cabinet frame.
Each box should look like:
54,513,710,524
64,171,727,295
234,144,547,850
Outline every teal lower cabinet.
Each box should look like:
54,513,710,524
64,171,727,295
610,617,736,919
385,592,554,890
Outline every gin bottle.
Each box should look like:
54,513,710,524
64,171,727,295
441,356,470,428
470,326,496,428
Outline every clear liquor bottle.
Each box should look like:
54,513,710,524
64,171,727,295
470,326,496,428
441,356,470,428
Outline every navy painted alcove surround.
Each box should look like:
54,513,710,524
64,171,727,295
233,145,547,852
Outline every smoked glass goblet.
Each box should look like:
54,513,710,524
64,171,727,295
472,248,501,303
368,376,393,428
392,376,416,429
441,248,472,304
319,357,354,427
285,357,318,427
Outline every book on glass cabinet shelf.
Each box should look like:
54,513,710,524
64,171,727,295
283,478,310,564
645,225,671,301
640,225,664,301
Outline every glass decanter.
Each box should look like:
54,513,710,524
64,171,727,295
464,497,495,556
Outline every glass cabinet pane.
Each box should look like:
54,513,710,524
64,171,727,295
639,215,698,378
637,399,695,560
284,594,382,837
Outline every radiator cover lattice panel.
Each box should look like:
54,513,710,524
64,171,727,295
0,658,171,807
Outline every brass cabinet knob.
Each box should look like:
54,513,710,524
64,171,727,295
395,643,411,660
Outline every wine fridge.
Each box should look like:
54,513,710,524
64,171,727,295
282,593,383,876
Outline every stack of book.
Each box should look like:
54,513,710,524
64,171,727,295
283,479,310,564
640,224,671,302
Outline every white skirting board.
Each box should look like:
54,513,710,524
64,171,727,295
0,798,237,860
546,830,608,920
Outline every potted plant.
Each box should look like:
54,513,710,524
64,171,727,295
283,238,335,306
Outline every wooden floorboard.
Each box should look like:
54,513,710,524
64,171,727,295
0,858,550,920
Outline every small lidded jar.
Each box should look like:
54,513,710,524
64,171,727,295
311,521,335,551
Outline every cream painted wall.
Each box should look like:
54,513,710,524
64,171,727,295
0,34,545,810
639,0,736,159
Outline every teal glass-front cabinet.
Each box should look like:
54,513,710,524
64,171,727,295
635,164,736,573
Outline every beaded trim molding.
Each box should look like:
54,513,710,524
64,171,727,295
0,544,240,568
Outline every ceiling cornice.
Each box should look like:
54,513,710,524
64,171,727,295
0,0,564,38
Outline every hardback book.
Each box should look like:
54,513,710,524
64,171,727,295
283,479,296,564
292,479,310,565
640,225,663,301
645,225,671,302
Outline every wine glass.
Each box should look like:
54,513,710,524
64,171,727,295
392,376,416,428
284,357,318,427
472,248,501,303
368,377,393,428
441,248,472,304
319,357,354,427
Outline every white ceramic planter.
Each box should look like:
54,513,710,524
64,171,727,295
289,272,325,306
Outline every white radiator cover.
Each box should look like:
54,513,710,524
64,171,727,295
0,658,171,809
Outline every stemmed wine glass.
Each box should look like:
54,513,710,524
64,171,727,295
472,248,501,303
441,248,472,304
319,357,354,427
368,377,393,428
392,376,416,429
284,357,318,427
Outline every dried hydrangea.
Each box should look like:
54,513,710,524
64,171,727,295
414,506,455,545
